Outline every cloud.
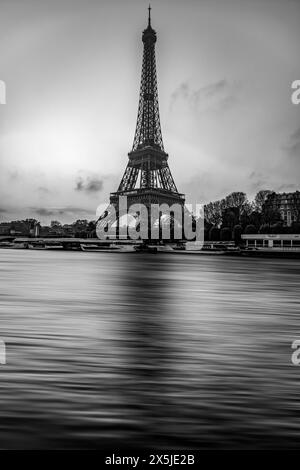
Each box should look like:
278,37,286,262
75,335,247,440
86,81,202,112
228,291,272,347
284,127,300,157
170,79,239,113
37,186,51,194
8,170,19,180
0,207,7,214
32,206,93,217
248,171,270,193
192,79,228,100
170,81,190,108
75,176,103,193
34,208,57,217
278,183,298,191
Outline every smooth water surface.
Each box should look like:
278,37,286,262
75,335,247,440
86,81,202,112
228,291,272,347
0,250,299,449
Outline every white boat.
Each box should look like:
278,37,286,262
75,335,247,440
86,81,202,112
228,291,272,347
45,245,63,250
156,245,173,252
134,244,174,253
0,242,15,248
80,244,121,252
28,243,46,250
12,242,28,249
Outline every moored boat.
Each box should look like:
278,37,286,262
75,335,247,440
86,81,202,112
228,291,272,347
0,241,15,248
45,244,63,250
28,243,46,250
80,243,121,252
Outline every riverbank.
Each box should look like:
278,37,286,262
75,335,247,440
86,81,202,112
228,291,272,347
1,243,300,258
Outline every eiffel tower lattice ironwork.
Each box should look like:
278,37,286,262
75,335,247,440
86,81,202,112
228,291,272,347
98,6,185,239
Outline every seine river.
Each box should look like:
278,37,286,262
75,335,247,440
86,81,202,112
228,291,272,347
0,249,299,449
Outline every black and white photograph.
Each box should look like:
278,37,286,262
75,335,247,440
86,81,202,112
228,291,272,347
0,0,300,454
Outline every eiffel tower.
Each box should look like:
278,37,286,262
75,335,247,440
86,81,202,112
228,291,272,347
98,6,185,239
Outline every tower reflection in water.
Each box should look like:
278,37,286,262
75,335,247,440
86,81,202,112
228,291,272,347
115,253,175,448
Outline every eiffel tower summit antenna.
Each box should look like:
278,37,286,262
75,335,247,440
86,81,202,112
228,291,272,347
98,7,185,240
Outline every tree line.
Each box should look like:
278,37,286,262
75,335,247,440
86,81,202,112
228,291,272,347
204,190,300,242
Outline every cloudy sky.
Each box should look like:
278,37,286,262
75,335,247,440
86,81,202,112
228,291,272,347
0,0,299,223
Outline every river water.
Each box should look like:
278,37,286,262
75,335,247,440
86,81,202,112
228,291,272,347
0,249,299,449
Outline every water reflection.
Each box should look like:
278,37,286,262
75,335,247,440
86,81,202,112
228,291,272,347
116,254,174,448
0,250,300,449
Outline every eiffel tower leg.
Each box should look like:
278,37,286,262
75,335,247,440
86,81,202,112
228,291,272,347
115,211,119,239
159,211,162,241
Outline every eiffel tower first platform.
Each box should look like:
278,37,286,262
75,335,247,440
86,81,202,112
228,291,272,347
98,7,185,239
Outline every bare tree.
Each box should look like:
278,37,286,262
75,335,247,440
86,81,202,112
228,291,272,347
204,200,223,227
254,190,273,212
